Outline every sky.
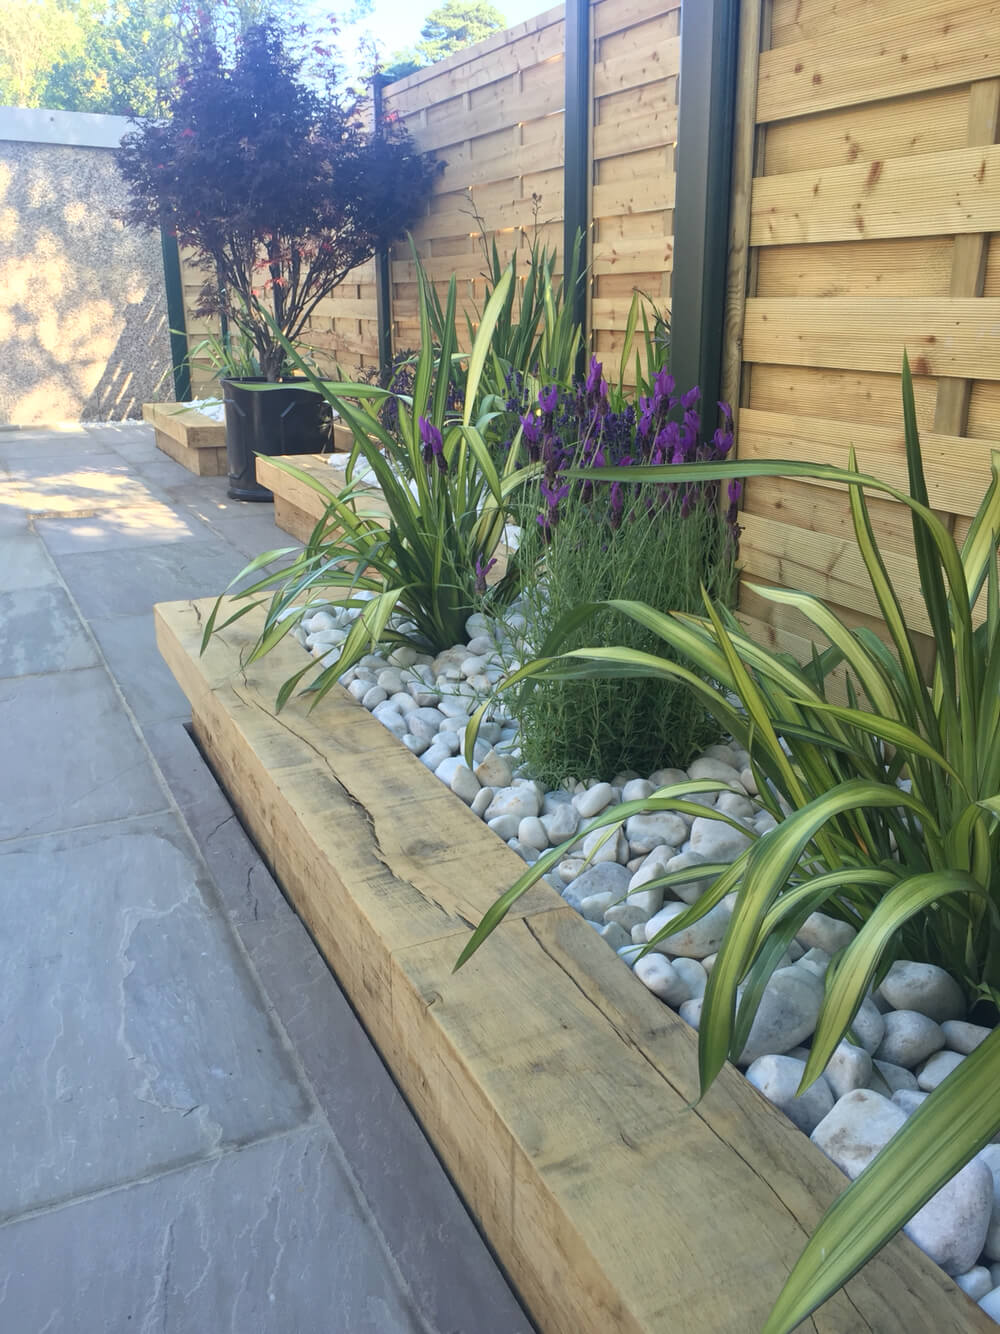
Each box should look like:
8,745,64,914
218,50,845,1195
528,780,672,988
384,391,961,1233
339,0,551,63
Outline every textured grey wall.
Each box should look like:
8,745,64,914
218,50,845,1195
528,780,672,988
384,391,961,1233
0,137,173,424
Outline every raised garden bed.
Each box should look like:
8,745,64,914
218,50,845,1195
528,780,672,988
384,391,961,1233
255,452,389,543
155,594,990,1334
142,402,227,476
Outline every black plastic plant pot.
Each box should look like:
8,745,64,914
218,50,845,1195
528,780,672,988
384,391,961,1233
222,377,330,501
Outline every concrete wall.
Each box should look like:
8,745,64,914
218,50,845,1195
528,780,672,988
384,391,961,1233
0,107,174,424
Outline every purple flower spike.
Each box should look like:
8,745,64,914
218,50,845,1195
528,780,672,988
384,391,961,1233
654,368,675,401
475,554,497,593
419,416,446,472
585,356,604,395
538,384,559,414
681,385,701,412
719,401,733,424
727,479,743,506
540,479,570,509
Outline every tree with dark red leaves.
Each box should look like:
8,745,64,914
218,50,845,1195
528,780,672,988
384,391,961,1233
118,20,438,380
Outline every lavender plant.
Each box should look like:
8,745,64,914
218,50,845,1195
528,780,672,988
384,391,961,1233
509,359,739,780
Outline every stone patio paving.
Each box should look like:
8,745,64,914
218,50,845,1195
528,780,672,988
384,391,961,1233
0,422,531,1334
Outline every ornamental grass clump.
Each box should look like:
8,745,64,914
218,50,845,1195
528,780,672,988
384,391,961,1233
201,263,534,707
509,360,739,782
461,355,1000,1331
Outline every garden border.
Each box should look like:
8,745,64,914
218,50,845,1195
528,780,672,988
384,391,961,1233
154,596,991,1334
142,402,227,476
254,453,390,544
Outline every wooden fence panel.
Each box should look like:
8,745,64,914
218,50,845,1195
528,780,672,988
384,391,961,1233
726,0,1000,666
383,6,567,357
590,0,678,372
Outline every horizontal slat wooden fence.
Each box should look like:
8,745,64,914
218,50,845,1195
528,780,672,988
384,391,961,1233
178,0,680,392
725,0,1000,666
589,0,679,365
383,5,567,355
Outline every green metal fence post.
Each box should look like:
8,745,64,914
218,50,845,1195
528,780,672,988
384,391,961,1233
160,227,192,402
563,0,591,363
670,0,740,415
373,74,394,374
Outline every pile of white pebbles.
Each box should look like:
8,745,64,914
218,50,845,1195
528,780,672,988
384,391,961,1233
292,600,1000,1315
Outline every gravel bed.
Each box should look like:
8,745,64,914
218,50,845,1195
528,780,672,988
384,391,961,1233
292,600,1000,1316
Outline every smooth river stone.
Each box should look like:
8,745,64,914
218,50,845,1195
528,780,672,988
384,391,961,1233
688,814,753,862
624,811,687,855
541,803,580,844
572,782,615,819
483,786,540,823
644,899,732,960
745,1055,835,1134
634,954,693,1007
874,1010,946,1068
878,960,967,1024
795,910,857,956
736,967,824,1066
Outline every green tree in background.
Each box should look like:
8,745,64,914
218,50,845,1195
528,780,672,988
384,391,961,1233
382,0,506,82
0,1,85,108
0,0,297,117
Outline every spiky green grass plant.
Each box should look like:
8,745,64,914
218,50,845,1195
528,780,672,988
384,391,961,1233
460,354,1000,1330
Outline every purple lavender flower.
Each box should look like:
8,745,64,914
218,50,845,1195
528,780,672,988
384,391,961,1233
585,356,603,395
540,479,570,510
474,554,497,593
418,417,446,473
609,481,624,530
538,384,559,414
680,385,700,412
653,368,675,402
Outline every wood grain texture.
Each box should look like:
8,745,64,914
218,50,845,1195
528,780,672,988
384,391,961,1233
754,238,954,299
738,407,998,518
142,402,226,451
757,3,1000,124
256,454,390,543
155,595,994,1334
740,511,932,635
933,78,1000,437
762,85,971,175
721,0,766,416
742,297,1000,379
750,143,1000,246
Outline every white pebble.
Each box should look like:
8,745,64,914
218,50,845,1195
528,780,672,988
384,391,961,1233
573,782,615,819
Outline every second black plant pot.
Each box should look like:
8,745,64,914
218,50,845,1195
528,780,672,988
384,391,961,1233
222,377,330,501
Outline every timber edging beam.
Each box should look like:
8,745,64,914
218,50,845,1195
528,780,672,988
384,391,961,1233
154,595,991,1334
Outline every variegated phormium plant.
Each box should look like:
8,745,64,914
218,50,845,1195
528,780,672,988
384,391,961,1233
201,261,536,709
459,354,1000,1331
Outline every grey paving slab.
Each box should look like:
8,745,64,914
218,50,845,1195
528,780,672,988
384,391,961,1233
7,455,164,516
35,500,205,554
87,614,192,723
0,586,98,677
50,539,251,619
0,814,310,1221
241,913,534,1334
0,667,166,840
166,476,257,521
0,428,113,462
0,534,60,589
127,453,219,493
152,722,532,1333
0,484,30,535
202,510,302,561
143,722,287,928
0,1126,425,1334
